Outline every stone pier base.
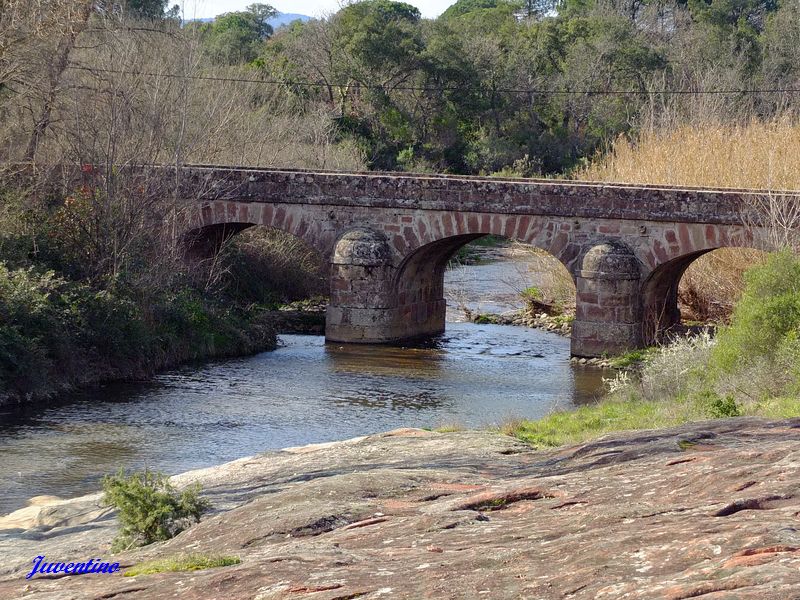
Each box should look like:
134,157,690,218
571,240,643,357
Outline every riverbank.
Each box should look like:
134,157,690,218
2,420,799,598
0,269,280,408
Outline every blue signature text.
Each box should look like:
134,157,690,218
26,555,120,579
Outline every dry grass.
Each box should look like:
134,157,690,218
678,249,767,322
577,119,800,191
526,246,576,311
577,119,799,321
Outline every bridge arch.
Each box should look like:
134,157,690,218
383,212,584,274
185,200,338,261
387,215,584,339
641,246,767,343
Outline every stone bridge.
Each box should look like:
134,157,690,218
170,166,785,357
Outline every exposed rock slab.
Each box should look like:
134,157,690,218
2,419,800,599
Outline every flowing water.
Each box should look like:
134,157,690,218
0,246,606,514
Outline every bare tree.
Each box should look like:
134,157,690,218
744,191,800,253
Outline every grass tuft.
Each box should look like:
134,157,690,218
433,422,465,433
124,555,241,577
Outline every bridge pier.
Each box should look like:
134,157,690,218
571,240,643,357
326,229,397,343
325,229,445,343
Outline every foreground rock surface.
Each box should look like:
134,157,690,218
2,419,800,599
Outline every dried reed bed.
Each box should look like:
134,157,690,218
577,119,800,191
577,119,800,322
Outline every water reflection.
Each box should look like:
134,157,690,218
0,324,606,514
0,248,609,514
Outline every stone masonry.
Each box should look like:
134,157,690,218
155,166,794,356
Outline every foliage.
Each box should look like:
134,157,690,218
506,251,800,448
124,555,240,577
122,0,180,20
510,253,800,450
0,261,277,404
201,5,278,65
705,392,743,418
608,348,652,369
258,0,782,174
102,469,211,552
520,286,542,302
6,0,800,178
711,251,800,373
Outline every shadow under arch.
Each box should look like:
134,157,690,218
393,233,576,337
183,222,256,259
641,246,767,343
185,222,328,303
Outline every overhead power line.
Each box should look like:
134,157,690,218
65,64,800,96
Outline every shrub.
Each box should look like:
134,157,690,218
102,469,211,552
0,261,277,403
705,393,742,418
711,250,800,373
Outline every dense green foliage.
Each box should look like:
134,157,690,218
711,250,800,373
102,469,210,551
246,0,800,175
0,264,275,403
0,185,287,405
199,4,278,65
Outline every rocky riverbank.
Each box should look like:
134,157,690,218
2,419,799,598
467,308,618,367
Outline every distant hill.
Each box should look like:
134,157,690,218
270,13,312,28
186,12,311,29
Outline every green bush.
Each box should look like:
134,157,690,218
711,250,800,373
693,390,742,418
0,261,277,403
102,469,211,552
520,286,542,302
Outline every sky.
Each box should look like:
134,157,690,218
179,0,452,19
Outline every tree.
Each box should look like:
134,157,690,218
247,3,278,39
124,0,170,20
440,0,506,19
202,4,278,65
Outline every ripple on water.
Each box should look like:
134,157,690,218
0,323,606,514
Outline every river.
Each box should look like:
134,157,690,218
0,245,606,514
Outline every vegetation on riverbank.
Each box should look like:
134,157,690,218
0,3,336,405
0,182,330,405
123,555,241,577
505,251,800,448
102,469,210,552
0,264,276,405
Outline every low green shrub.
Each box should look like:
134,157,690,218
102,469,211,552
711,250,800,374
124,554,240,577
520,286,542,302
607,348,656,369
705,393,742,418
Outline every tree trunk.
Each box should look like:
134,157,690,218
23,0,93,163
